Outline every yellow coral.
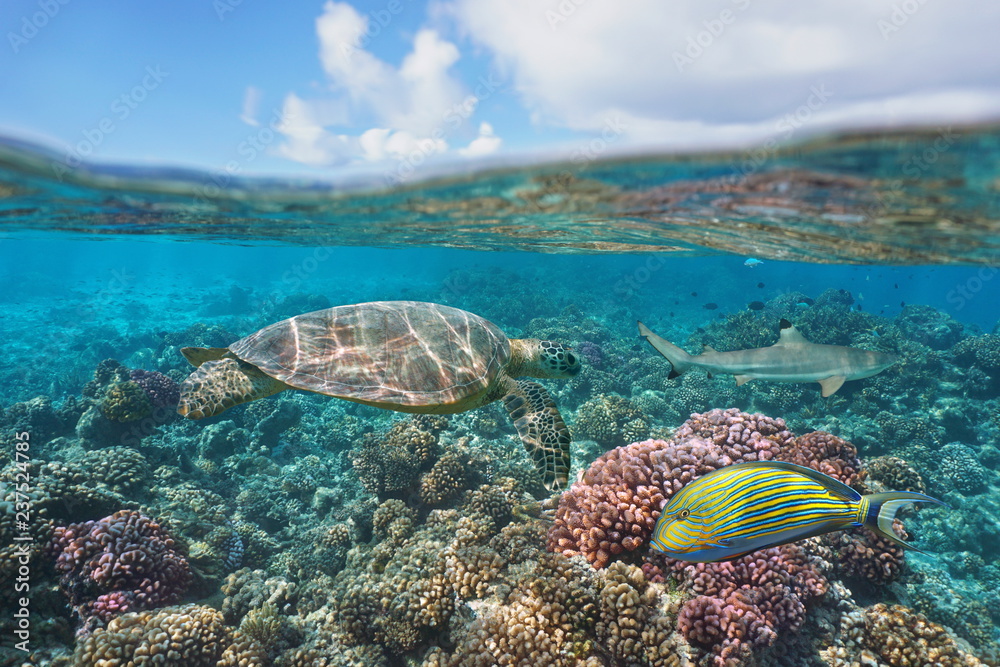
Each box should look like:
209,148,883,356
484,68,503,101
101,381,152,422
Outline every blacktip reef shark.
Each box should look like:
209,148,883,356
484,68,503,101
637,318,897,396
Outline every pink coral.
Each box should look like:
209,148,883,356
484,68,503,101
779,430,861,485
547,408,793,568
654,544,826,666
50,510,191,623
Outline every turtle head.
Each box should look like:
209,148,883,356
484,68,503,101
520,339,582,379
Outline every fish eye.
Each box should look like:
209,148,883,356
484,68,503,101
677,509,690,520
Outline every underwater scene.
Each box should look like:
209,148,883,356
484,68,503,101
2,126,1000,667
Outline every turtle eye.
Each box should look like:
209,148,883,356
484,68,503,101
566,353,576,365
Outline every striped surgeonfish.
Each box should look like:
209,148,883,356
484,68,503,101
650,460,945,563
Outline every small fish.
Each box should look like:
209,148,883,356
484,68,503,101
650,461,945,562
900,301,906,308
894,283,899,289
748,301,765,311
744,258,764,268
691,292,698,297
703,302,718,310
757,282,765,288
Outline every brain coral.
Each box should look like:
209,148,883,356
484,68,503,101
50,510,191,623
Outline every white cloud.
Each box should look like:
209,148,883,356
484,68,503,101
450,0,1000,148
459,122,502,157
277,1,476,168
274,93,357,166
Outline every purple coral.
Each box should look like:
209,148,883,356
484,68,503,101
129,369,180,409
50,510,191,623
575,341,605,368
661,545,826,665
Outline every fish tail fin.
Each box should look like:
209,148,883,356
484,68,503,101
861,491,947,553
637,321,693,379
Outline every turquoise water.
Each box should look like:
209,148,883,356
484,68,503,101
2,128,1000,666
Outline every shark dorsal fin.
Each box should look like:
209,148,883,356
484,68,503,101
777,319,809,346
703,344,717,353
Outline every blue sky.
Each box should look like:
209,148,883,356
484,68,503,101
2,0,999,181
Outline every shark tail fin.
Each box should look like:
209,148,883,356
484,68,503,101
638,321,693,379
861,491,947,553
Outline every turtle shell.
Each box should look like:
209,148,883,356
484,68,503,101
228,301,511,408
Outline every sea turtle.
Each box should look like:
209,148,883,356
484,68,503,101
177,301,581,491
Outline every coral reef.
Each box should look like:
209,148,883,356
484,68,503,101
935,442,990,495
5,279,1000,667
573,393,651,448
550,408,937,665
71,604,264,666
50,510,191,623
101,380,153,422
351,417,444,499
666,544,826,666
129,368,181,409
549,408,792,568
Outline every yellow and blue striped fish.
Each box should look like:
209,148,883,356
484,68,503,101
650,460,945,563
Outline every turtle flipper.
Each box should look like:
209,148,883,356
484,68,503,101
178,358,286,419
502,378,571,492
